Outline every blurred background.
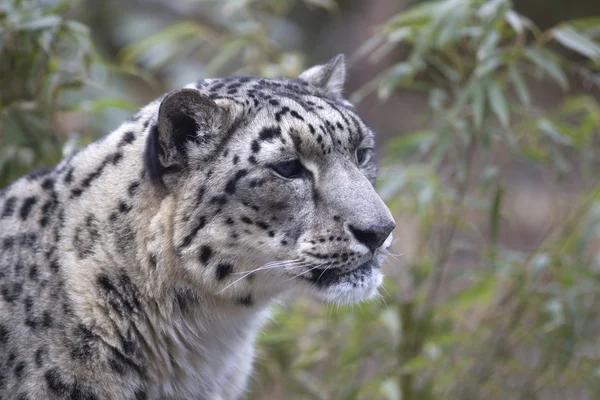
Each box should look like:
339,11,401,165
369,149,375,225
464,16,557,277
2,0,600,398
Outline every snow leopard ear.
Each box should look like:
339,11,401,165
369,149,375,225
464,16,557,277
145,89,227,184
298,54,346,98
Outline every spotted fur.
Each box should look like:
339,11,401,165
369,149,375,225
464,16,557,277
0,55,395,399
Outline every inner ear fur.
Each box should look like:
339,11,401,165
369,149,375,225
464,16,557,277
298,54,347,98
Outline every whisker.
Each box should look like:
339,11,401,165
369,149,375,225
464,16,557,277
218,261,310,294
315,261,335,283
232,259,304,275
283,262,326,283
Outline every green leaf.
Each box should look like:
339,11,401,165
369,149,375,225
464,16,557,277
537,118,572,145
508,65,531,105
303,0,338,11
401,355,430,373
472,81,486,130
486,80,509,128
386,130,434,160
377,63,414,100
505,10,524,34
553,26,600,61
17,15,61,30
525,48,569,89
443,275,497,316
489,185,503,246
477,31,500,61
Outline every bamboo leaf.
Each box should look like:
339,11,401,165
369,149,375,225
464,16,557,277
472,81,486,130
553,26,600,61
508,65,531,105
487,80,510,128
525,48,569,89
490,185,504,246
505,10,524,34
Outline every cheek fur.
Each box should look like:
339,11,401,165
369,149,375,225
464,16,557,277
231,174,311,242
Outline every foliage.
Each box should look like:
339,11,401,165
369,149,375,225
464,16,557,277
0,0,138,187
253,0,600,399
2,0,600,399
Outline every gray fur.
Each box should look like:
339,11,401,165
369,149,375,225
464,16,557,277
0,55,395,399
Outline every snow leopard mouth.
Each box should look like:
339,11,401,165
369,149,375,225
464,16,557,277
304,260,376,287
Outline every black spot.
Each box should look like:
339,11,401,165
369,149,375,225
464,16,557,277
248,156,257,164
268,231,275,237
44,369,70,395
216,263,233,280
1,283,23,303
1,196,17,218
199,246,213,265
2,237,14,251
41,178,54,190
35,347,46,367
149,254,157,269
180,216,206,249
70,325,97,361
19,232,37,247
241,216,253,225
24,296,33,313
19,196,38,220
134,388,148,400
118,131,136,147
275,107,289,122
0,325,9,344
224,169,248,195
290,110,304,121
238,295,253,307
333,215,341,221
71,152,123,198
39,194,59,227
233,155,239,164
196,186,206,205
119,201,132,214
225,217,235,225
256,221,269,230
26,167,52,181
211,196,227,206
290,132,303,153
14,362,26,379
42,311,52,328
110,152,123,165
73,215,100,259
109,357,125,375
64,168,74,184
251,140,261,153
281,240,288,245
258,126,282,141
127,181,141,196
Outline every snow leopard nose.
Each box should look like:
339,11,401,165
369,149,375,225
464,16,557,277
349,222,396,252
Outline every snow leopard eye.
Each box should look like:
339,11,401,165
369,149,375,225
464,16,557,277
271,159,306,179
356,148,371,166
